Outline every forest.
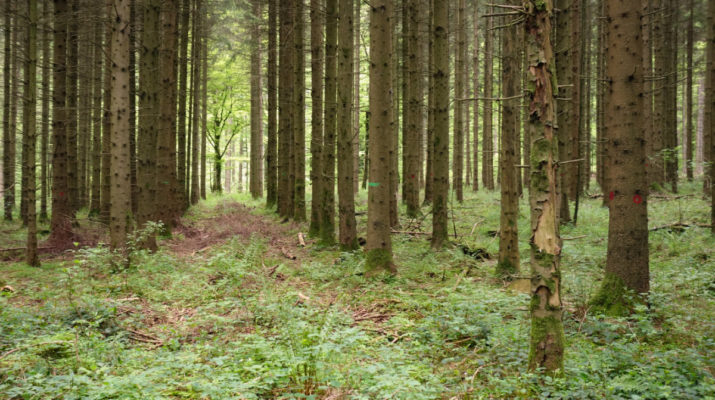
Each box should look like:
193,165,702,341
0,0,714,398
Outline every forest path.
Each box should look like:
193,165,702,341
165,199,309,263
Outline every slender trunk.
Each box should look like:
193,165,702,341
685,0,694,181
90,10,103,215
337,0,357,249
250,0,264,199
136,0,161,249
190,0,202,205
708,0,715,231
309,0,324,236
25,0,39,266
353,0,360,195
278,0,295,218
365,0,395,273
591,0,649,314
293,0,306,220
482,5,494,190
431,0,449,249
266,0,278,207
101,1,112,224
40,1,51,222
157,0,179,229
176,0,190,212
424,0,434,204
109,0,133,250
2,1,14,221
472,3,480,192
320,0,337,244
524,0,564,374
129,0,138,215
200,24,208,200
389,2,399,227
405,0,422,215
496,0,520,278
67,0,79,214
452,0,465,203
555,0,573,223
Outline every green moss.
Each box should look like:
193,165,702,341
589,273,636,316
495,259,518,279
528,314,565,375
365,248,396,274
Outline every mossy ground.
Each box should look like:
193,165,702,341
0,181,713,399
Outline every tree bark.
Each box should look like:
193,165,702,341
482,5,494,190
278,0,295,218
431,0,449,249
67,0,79,214
452,0,465,203
337,0,357,250
90,8,103,216
366,0,395,273
472,3,480,192
157,0,179,230
109,0,133,250
708,0,715,232
2,0,14,221
25,0,39,267
405,0,423,215
293,0,306,220
309,0,324,236
190,0,202,205
266,0,278,207
524,0,564,374
496,0,520,278
250,0,264,199
40,1,51,222
136,0,161,249
685,0,694,181
320,0,337,244
101,0,112,224
176,0,190,212
591,0,650,315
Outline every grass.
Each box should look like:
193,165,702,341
0,181,714,399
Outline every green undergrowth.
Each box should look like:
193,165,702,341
1,183,714,399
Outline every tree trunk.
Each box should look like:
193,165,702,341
366,0,395,273
405,0,422,215
266,0,278,207
129,0,138,215
250,0,264,199
353,0,360,195
431,0,449,249
90,9,103,216
2,1,14,221
472,3,480,192
278,0,295,218
176,0,190,212
650,0,666,188
337,0,357,250
157,0,179,230
389,2,399,227
452,0,465,203
482,5,494,190
591,0,649,315
496,0,520,279
320,0,337,244
293,0,306,220
109,0,133,250
664,0,678,193
190,0,202,205
136,0,161,249
49,0,73,246
424,0,434,204
101,0,112,224
524,0,564,374
708,0,715,232
40,1,51,222
200,24,208,201
309,0,324,236
67,0,79,214
25,0,39,266
555,0,573,223
685,0,694,181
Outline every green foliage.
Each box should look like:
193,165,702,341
1,187,714,399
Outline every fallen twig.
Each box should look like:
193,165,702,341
649,222,712,232
298,232,306,247
390,230,429,235
280,247,297,260
562,235,587,241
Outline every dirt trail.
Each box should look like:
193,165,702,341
166,201,305,258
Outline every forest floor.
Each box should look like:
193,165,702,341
1,182,714,399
